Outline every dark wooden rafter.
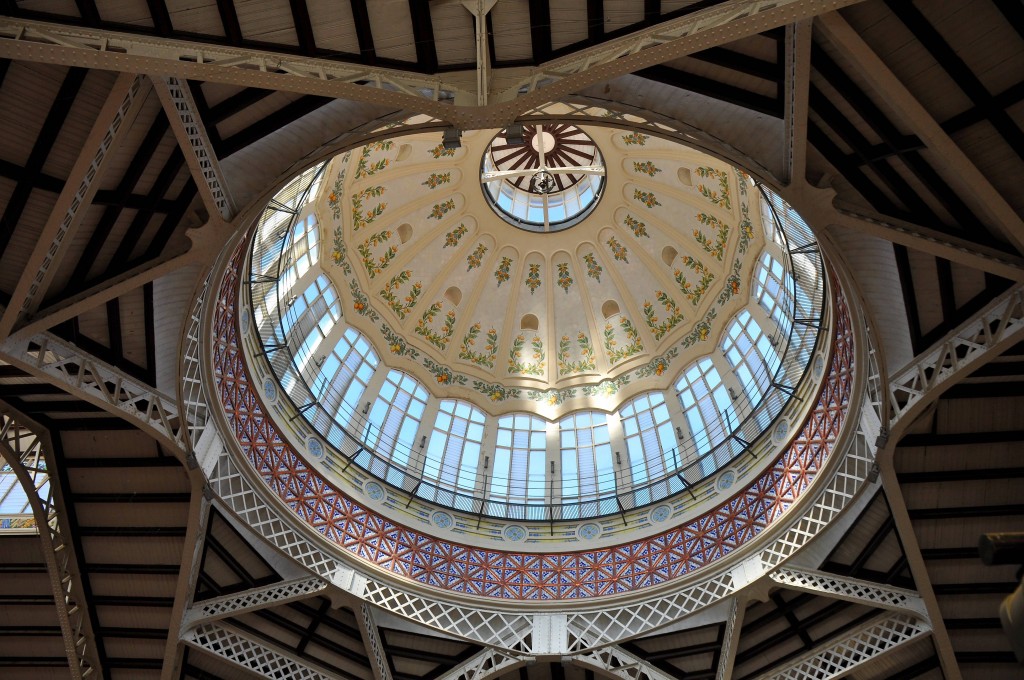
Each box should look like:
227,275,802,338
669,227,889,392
587,0,603,43
0,58,11,89
892,244,924,353
811,45,990,240
349,0,377,63
105,298,123,361
408,0,438,74
215,0,243,45
287,0,317,56
942,79,1024,135
886,0,1024,163
637,64,781,117
74,0,100,26
644,0,661,23
935,257,957,325
145,0,173,36
50,316,151,382
0,67,87,255
527,0,552,64
217,94,333,157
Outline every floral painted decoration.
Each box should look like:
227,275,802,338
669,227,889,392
632,160,662,177
330,225,351,274
466,243,488,271
682,309,718,348
428,143,456,158
380,322,420,358
694,212,730,261
635,348,679,378
357,230,397,278
604,316,644,364
675,256,715,305
508,335,545,376
459,323,499,368
606,237,629,263
423,357,467,385
494,256,513,287
350,279,380,321
378,270,421,319
354,140,393,179
525,264,541,294
557,333,596,376
717,258,743,306
624,214,649,238
351,186,386,231
415,302,458,350
421,172,452,189
472,380,521,402
643,291,685,340
429,198,456,220
583,253,603,282
444,224,468,248
622,132,648,146
556,262,573,293
633,189,662,208
695,166,731,209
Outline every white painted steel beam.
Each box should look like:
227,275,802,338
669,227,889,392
888,283,1024,430
1,3,862,130
184,621,338,679
182,576,328,629
0,407,100,678
782,19,811,185
434,647,528,680
715,597,745,680
0,332,186,452
153,76,234,220
816,12,1024,254
571,644,677,680
751,611,929,679
0,73,147,340
769,566,927,616
358,604,393,680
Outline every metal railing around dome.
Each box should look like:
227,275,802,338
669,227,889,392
245,161,827,521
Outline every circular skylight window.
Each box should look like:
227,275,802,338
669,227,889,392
481,123,605,232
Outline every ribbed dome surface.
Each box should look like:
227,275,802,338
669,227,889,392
324,125,767,417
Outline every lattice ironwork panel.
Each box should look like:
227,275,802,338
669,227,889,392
186,622,337,679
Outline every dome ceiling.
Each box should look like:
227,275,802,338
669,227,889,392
322,124,765,416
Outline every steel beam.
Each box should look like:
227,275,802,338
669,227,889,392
571,644,677,680
153,76,234,220
0,73,146,341
357,604,393,680
715,596,745,680
751,611,929,679
782,19,811,185
184,620,338,679
768,566,927,617
182,576,328,629
0,406,100,678
433,647,528,680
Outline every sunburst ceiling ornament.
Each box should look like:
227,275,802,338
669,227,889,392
482,123,605,232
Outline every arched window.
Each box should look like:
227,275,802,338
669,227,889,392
490,414,547,508
619,393,678,504
312,327,379,445
723,311,781,403
421,400,487,499
363,370,428,487
559,412,614,514
754,251,794,338
676,358,738,475
279,275,339,396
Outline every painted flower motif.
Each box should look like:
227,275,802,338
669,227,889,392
494,256,513,287
632,160,662,177
378,270,421,319
675,255,715,305
472,380,521,402
606,237,629,263
428,198,456,220
694,212,730,261
634,348,678,378
622,132,648,146
459,324,499,368
682,309,718,348
556,262,573,293
466,243,488,271
415,303,458,350
695,166,731,209
351,185,386,231
583,252,602,281
642,291,684,340
443,223,468,248
508,335,544,376
603,316,644,364
354,140,393,179
428,143,457,158
717,258,744,305
624,214,649,238
421,171,452,189
633,188,662,208
356,230,397,278
525,264,541,294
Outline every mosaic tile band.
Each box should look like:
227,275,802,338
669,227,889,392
212,241,853,600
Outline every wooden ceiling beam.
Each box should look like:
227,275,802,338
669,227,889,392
288,0,317,56
408,0,438,74
527,0,552,64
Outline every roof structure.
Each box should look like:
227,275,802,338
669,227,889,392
0,1,1022,679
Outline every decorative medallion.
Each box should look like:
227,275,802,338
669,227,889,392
431,511,454,529
239,310,249,333
364,481,385,501
307,438,324,460
716,470,736,491
813,353,826,380
772,419,790,445
262,378,277,402
650,505,672,523
578,523,601,540
503,525,527,542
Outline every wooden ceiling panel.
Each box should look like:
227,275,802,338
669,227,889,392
164,0,228,37
305,0,360,56
364,0,417,63
490,0,534,62
93,0,156,28
233,0,301,46
430,3,475,67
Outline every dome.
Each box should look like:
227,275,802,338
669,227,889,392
243,119,828,526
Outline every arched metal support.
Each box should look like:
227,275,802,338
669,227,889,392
434,647,529,680
358,604,393,680
184,621,338,679
768,566,927,617
715,597,745,680
0,405,100,678
570,644,677,680
0,332,186,453
888,283,1024,433
181,576,329,630
751,611,930,679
